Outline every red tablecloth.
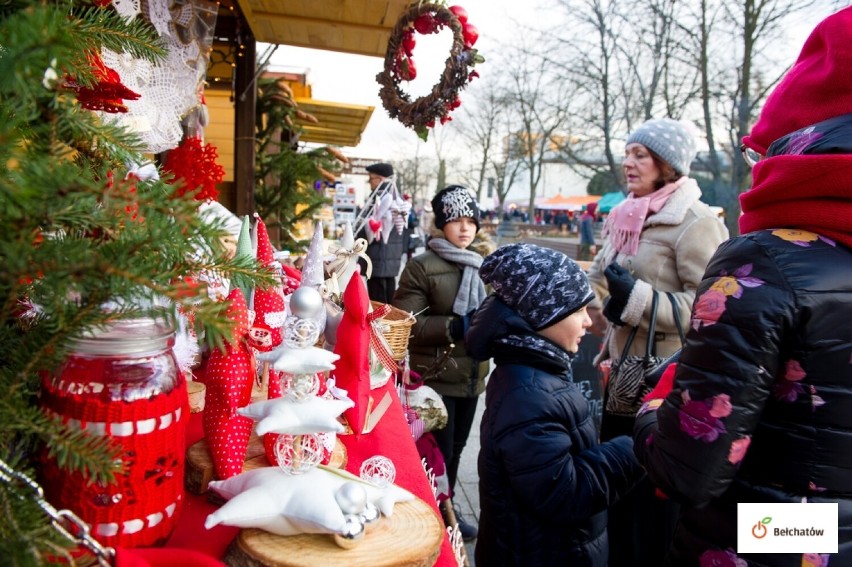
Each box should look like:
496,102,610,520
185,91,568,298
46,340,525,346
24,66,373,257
162,377,455,566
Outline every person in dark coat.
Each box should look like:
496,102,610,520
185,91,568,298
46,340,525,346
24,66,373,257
467,243,645,566
360,162,404,304
399,193,420,261
578,201,598,261
633,7,852,566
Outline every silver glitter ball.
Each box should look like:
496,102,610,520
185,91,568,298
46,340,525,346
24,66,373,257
332,514,365,549
335,482,367,515
289,287,324,319
360,501,381,529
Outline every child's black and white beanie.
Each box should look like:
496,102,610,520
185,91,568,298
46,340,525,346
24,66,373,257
431,185,481,230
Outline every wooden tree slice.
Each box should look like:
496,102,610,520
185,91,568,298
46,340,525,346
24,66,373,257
223,498,443,567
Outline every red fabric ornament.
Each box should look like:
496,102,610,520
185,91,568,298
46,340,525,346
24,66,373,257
329,273,372,437
197,288,255,479
254,213,275,266
249,215,287,351
247,215,291,464
162,137,225,202
64,51,140,113
281,264,302,295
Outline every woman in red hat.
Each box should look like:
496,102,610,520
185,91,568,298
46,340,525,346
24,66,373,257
634,6,852,565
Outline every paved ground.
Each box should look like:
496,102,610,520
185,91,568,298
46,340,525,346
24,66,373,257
454,391,484,566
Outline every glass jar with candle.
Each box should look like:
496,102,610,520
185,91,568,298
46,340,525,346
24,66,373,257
39,317,188,548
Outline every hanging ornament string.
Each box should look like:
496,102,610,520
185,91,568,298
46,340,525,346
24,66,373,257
376,3,483,141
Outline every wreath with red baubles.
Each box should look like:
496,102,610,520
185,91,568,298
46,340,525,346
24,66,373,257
377,2,483,140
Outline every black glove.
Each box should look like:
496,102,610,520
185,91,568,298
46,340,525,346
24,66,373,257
603,263,636,326
605,262,636,300
448,314,472,341
603,296,627,326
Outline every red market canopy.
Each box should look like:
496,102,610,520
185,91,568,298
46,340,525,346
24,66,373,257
537,194,601,210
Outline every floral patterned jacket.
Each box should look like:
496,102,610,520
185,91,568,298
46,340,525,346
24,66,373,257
634,229,852,567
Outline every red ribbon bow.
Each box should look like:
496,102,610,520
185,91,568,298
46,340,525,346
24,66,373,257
366,304,398,372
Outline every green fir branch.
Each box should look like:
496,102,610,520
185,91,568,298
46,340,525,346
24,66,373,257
70,5,166,62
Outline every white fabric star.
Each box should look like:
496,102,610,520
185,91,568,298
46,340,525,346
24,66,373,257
238,396,354,435
205,465,414,536
255,344,340,374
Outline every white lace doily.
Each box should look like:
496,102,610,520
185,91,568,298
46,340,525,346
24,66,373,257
102,0,217,153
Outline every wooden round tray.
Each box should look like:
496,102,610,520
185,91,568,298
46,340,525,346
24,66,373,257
223,497,444,567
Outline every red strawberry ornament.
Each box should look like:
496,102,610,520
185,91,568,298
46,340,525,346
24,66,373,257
414,13,439,34
449,5,469,23
402,31,416,56
401,57,417,81
462,22,479,48
200,288,255,479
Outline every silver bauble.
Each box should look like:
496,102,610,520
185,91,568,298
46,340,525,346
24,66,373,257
332,514,365,549
360,502,381,532
335,481,368,515
289,287,324,319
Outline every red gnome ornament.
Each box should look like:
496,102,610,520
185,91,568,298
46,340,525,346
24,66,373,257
329,272,372,437
201,288,255,479
246,215,290,465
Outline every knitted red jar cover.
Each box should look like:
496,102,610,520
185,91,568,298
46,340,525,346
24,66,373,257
39,356,189,549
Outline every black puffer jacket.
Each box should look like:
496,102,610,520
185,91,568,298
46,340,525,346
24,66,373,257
634,229,852,566
468,296,645,566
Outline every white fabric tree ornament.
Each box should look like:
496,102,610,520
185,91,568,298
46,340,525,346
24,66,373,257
205,465,414,537
237,393,353,436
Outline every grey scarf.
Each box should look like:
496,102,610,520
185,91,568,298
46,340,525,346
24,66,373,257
427,237,486,316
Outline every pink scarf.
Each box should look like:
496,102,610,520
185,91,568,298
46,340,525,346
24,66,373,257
603,178,686,256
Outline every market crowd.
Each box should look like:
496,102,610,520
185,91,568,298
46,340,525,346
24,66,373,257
367,5,852,565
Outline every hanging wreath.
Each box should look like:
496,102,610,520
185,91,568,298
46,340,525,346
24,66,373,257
377,3,483,141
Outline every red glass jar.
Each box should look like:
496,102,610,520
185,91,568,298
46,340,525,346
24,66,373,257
39,318,188,548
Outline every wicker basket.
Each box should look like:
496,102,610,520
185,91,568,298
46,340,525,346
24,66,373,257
370,301,416,361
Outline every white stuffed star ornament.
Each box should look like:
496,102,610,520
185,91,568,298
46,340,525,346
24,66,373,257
238,395,354,436
205,465,414,536
255,344,340,374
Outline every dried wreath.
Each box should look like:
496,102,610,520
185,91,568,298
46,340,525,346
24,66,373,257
376,3,483,140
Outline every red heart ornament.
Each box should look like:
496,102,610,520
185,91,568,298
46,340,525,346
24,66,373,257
368,218,382,233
